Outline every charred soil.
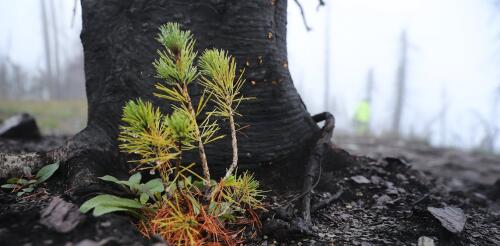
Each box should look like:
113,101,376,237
0,136,499,245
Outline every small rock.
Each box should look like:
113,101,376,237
471,192,487,206
384,157,411,171
74,238,119,246
386,187,399,195
396,173,408,182
43,240,53,245
370,175,384,185
74,239,99,246
340,213,351,220
150,234,167,245
373,167,387,175
100,221,112,227
40,197,85,233
375,194,392,206
151,243,167,246
417,236,435,246
351,175,371,184
427,206,466,234
487,179,500,201
0,113,41,139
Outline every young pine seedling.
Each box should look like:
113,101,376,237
80,22,264,246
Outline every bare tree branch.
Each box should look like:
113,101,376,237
71,0,78,28
317,0,325,10
293,0,312,31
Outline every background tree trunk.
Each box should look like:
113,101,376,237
50,0,320,198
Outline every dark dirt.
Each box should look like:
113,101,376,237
252,152,500,245
335,134,500,185
0,136,67,154
1,136,499,245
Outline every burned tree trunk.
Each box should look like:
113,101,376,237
34,0,326,199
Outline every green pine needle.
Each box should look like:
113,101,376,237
119,99,179,166
154,22,198,85
198,49,248,118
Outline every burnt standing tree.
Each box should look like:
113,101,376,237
1,0,348,238
392,30,408,137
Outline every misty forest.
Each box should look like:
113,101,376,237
0,0,499,245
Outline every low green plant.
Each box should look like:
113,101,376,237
80,194,144,217
1,161,59,196
212,171,265,210
80,173,164,216
80,22,264,245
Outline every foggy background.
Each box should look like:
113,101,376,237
0,0,499,153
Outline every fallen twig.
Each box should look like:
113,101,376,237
311,188,343,213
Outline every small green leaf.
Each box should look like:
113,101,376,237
17,179,29,185
22,187,34,193
17,191,25,197
128,173,142,185
166,182,177,194
80,194,143,216
193,180,205,189
1,184,18,189
35,162,60,184
92,206,132,217
99,175,131,189
208,200,217,214
99,175,121,183
6,178,19,184
220,212,236,222
186,194,201,215
143,178,164,194
140,193,149,204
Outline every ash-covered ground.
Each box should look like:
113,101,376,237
0,135,499,245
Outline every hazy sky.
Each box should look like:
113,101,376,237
0,0,499,150
0,0,81,69
288,0,500,149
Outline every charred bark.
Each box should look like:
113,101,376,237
35,0,320,199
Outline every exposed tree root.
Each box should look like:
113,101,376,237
311,187,343,213
263,112,337,239
301,112,335,224
0,153,47,179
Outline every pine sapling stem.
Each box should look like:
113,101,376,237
183,84,211,186
174,142,182,178
224,110,238,179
